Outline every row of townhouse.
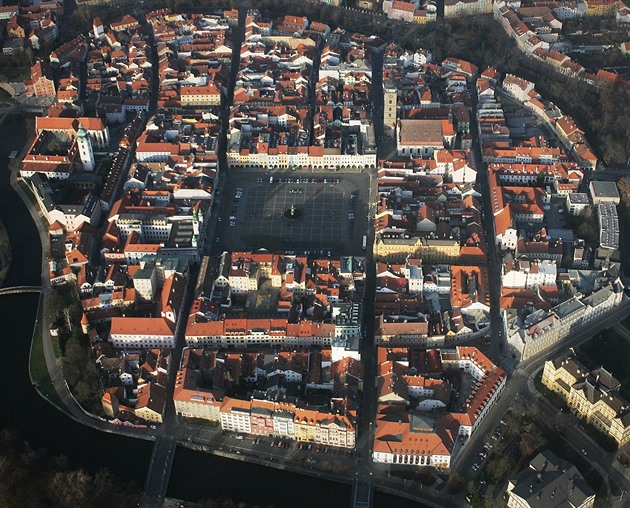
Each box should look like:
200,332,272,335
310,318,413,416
226,10,377,170
488,158,585,251
87,16,152,123
374,260,491,345
98,345,170,424
373,160,486,264
148,9,232,111
219,398,356,448
372,346,506,470
504,275,625,361
383,47,475,147
184,252,364,358
381,0,438,23
2,3,59,56
173,347,360,447
495,1,630,90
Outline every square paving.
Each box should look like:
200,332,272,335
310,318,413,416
213,172,370,255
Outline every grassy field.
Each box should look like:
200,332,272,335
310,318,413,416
0,66,30,83
17,180,38,207
534,371,569,410
29,296,66,411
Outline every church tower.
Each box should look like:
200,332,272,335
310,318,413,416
76,123,94,171
383,87,397,138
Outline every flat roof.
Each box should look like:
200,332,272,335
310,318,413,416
590,180,619,198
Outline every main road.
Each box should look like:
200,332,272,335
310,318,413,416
453,298,630,499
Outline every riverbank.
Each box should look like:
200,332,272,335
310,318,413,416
0,114,155,491
0,218,10,286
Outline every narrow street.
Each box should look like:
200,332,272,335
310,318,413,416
350,41,384,508
470,85,505,361
19,4,630,508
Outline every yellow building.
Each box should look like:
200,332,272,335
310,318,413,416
585,0,617,16
180,84,221,107
542,352,630,446
294,416,318,442
374,235,460,263
413,5,437,23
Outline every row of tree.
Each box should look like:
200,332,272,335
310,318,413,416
49,286,104,415
0,428,138,507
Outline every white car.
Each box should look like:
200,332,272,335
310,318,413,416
472,463,480,471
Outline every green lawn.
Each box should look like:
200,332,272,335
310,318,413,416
50,335,61,359
610,478,622,497
0,66,30,83
17,180,38,207
579,419,618,452
29,297,66,411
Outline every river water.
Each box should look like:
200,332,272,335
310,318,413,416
0,116,425,507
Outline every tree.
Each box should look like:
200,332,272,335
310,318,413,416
519,429,546,458
553,411,572,432
486,455,515,484
93,468,114,499
447,472,464,493
618,177,630,209
48,469,92,507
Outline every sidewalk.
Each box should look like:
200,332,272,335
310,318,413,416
526,368,609,454
9,129,152,441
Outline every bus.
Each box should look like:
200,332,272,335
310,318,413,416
362,235,367,250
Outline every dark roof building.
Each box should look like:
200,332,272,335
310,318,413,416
507,449,595,508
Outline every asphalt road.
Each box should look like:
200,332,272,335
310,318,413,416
454,298,630,505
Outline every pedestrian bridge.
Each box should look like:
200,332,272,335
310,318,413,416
0,286,42,296
351,478,373,508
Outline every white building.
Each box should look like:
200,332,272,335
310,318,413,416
567,193,590,216
76,124,95,172
109,317,175,348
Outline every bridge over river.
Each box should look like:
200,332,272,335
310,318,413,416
0,285,41,296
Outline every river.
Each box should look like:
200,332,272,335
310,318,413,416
0,115,425,507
